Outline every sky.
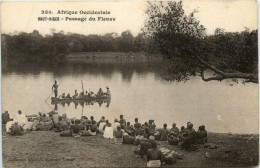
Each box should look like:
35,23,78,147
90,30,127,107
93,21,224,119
1,0,257,36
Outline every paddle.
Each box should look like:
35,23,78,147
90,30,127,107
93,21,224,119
45,81,62,102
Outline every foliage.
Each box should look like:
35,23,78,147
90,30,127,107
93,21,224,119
143,1,258,83
2,29,146,64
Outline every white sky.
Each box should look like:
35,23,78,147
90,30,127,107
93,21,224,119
1,0,257,36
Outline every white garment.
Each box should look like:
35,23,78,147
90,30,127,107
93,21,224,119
112,122,120,132
13,114,27,126
103,126,113,139
6,121,15,133
147,160,161,167
99,122,106,132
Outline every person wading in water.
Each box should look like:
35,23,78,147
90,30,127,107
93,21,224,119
52,80,59,98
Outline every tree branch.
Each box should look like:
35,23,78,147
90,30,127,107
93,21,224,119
197,56,258,83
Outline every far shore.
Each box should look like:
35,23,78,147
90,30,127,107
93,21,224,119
65,51,164,60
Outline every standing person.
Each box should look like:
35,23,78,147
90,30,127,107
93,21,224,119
147,141,162,167
134,118,141,129
159,124,169,141
2,111,12,136
52,80,59,98
119,115,126,129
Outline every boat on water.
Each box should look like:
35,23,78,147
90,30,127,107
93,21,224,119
51,94,111,103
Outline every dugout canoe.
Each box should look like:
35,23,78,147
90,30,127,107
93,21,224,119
51,94,111,103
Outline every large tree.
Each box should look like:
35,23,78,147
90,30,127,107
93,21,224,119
143,1,258,83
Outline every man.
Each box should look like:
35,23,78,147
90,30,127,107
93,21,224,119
52,80,59,98
113,125,123,145
134,124,144,136
105,86,111,95
147,141,162,167
119,115,126,129
112,119,120,132
10,122,24,136
159,124,169,141
134,118,141,129
2,111,12,136
170,123,180,136
125,122,135,136
97,88,103,97
181,122,196,150
13,110,27,126
140,136,154,161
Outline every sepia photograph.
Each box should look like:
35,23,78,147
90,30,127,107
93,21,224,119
1,1,259,167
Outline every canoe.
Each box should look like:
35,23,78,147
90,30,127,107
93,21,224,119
51,94,111,103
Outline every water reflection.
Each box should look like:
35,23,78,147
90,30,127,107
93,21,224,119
51,98,111,109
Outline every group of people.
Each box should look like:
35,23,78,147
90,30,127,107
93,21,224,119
2,110,207,167
52,80,111,99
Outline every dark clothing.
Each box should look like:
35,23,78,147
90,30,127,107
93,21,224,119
159,128,169,141
10,124,23,135
2,113,11,125
170,127,180,136
114,130,123,138
53,83,58,98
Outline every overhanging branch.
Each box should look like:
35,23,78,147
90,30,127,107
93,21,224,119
197,56,258,83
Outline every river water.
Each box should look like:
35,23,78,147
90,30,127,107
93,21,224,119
2,57,258,134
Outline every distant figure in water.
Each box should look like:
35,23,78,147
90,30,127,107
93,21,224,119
97,88,103,97
66,93,71,99
73,90,78,99
52,80,59,98
105,86,111,95
61,93,66,99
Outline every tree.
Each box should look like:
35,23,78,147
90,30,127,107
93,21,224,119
143,1,258,83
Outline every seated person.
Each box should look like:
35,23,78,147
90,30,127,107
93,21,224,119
181,122,196,150
90,121,98,135
41,113,51,123
148,120,156,135
159,124,169,141
196,125,207,144
147,141,162,167
104,86,111,95
125,122,135,136
60,119,82,137
58,116,70,131
170,123,180,136
66,93,71,99
10,122,24,136
143,122,150,138
73,90,79,99
168,131,179,145
140,136,153,161
61,93,66,99
97,88,104,97
134,125,144,136
113,125,123,144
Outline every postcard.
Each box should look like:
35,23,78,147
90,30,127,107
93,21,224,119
1,1,258,167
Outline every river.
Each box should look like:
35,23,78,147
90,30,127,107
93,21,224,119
2,56,258,134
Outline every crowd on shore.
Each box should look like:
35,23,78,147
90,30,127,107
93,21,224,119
2,110,208,167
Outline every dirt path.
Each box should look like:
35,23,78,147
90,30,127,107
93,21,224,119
2,131,259,168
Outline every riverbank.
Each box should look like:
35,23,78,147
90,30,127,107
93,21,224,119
2,131,259,167
66,52,163,60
